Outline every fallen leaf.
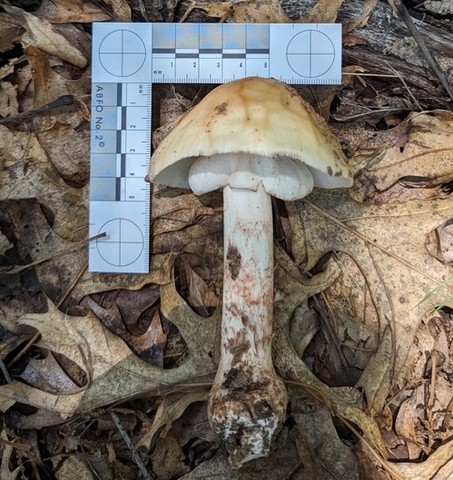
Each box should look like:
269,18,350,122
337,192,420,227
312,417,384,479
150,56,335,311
34,0,110,23
0,427,22,480
137,391,208,450
19,351,83,394
0,335,32,362
0,200,177,318
183,0,344,23
0,273,218,427
0,81,19,118
81,287,166,364
0,130,87,238
293,398,360,480
151,434,191,480
20,44,90,185
389,440,453,479
287,189,453,412
181,257,219,316
273,248,387,454
2,5,87,68
104,0,132,21
181,0,291,23
316,252,379,378
51,454,96,480
359,111,453,193
302,0,344,23
0,13,24,54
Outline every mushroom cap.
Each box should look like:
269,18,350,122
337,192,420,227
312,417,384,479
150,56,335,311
150,77,352,198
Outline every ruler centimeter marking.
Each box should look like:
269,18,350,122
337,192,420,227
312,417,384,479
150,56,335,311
89,22,342,273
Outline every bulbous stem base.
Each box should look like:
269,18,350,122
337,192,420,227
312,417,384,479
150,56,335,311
208,183,288,468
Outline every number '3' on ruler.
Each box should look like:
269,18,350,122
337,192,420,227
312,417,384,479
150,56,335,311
89,22,342,273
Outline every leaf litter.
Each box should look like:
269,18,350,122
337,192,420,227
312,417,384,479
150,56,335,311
1,0,453,478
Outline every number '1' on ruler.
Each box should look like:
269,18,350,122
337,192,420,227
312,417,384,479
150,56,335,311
89,22,342,273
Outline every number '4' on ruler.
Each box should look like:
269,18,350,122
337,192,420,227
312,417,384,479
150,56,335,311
89,22,342,273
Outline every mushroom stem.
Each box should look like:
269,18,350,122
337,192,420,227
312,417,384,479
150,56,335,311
208,182,288,468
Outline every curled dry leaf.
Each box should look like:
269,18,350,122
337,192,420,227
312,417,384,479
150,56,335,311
48,455,95,480
0,12,24,54
179,1,282,23
34,0,111,23
104,0,132,21
0,200,178,319
19,351,84,394
181,257,219,316
25,44,88,128
24,44,90,185
301,0,344,23
81,288,166,365
294,267,373,388
287,189,453,413
273,247,386,455
136,391,208,450
2,5,87,68
0,426,23,480
392,317,452,460
182,0,344,23
0,280,217,427
359,111,453,193
389,440,453,479
0,137,87,238
151,434,191,480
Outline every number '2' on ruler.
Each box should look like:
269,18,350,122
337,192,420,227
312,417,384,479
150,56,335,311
89,22,342,273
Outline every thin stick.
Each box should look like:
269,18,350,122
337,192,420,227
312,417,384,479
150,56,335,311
391,0,453,101
1,233,106,276
110,411,156,480
385,61,422,111
56,263,88,308
6,331,41,369
426,350,438,427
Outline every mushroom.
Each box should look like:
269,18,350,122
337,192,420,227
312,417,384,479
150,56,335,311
149,77,352,467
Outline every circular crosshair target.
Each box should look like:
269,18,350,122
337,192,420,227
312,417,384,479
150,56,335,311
286,30,336,78
96,218,144,266
98,30,146,77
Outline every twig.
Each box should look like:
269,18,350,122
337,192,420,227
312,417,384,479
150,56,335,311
385,61,422,111
370,147,453,172
6,331,41,369
426,350,438,427
0,95,75,126
56,263,88,308
441,394,453,432
110,411,156,480
312,294,351,373
0,360,12,383
338,415,407,480
390,0,453,101
0,232,106,276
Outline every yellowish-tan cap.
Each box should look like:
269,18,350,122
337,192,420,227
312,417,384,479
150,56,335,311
150,77,352,199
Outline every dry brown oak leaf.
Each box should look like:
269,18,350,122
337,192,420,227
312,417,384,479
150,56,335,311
0,199,168,318
288,189,453,413
0,247,382,454
0,278,218,428
181,0,344,23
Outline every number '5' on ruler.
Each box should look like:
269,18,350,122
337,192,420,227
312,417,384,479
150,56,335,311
89,22,342,273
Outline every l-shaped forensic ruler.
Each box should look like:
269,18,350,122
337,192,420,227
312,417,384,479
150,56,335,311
89,22,342,273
